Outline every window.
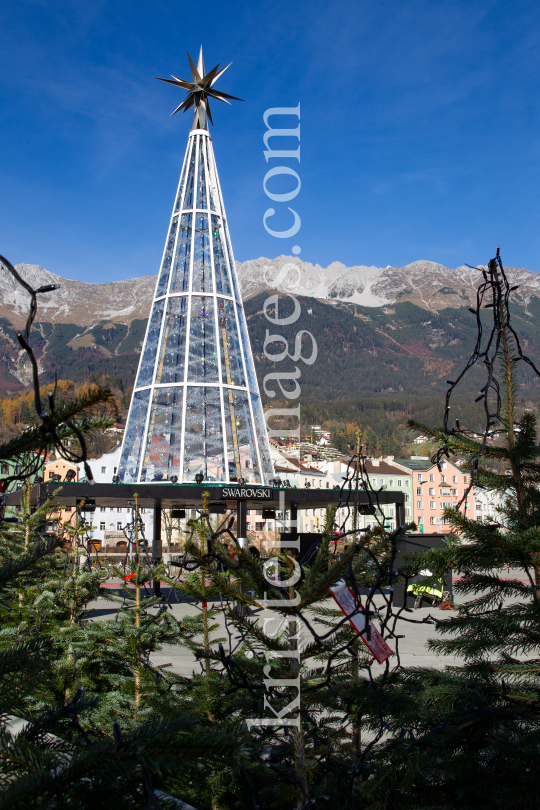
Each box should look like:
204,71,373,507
246,509,251,515
452,489,458,496
245,459,250,468
326,482,329,488
101,466,107,474
100,506,106,513
114,467,117,474
476,503,482,511
430,517,436,524
389,479,394,487
140,507,146,514
100,522,105,531
404,479,410,487
397,479,402,486
255,522,264,532
256,510,262,516
191,510,197,517
441,475,446,483
404,494,410,502
267,522,273,531
380,479,384,486
65,507,72,512
116,522,122,530
429,488,435,496
463,476,469,483
304,480,309,487
430,501,436,509
452,475,457,483
313,479,316,487
117,508,122,514
417,501,423,509
418,474,422,482
442,502,451,508
429,474,434,482
465,503,470,510
417,487,422,495
0,464,8,474
405,508,410,517
110,507,115,512
246,522,252,530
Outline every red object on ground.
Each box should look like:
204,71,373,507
329,581,393,664
123,573,136,581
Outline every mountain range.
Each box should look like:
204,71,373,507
1,256,539,404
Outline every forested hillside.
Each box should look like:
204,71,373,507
244,293,540,401
242,293,540,453
2,287,540,457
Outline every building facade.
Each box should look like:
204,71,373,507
323,458,413,534
395,457,475,533
76,447,154,547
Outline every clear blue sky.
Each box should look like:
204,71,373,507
1,0,539,282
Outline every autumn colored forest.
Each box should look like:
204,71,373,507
0,376,129,457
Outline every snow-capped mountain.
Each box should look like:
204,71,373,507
1,256,538,329
0,255,538,396
235,256,540,315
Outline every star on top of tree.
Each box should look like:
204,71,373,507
155,45,243,130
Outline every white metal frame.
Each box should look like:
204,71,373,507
119,128,275,485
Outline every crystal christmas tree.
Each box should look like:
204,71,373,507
118,48,274,485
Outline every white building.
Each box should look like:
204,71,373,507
472,485,506,521
318,457,413,534
77,446,154,547
268,447,412,535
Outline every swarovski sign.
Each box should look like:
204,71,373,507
219,486,273,500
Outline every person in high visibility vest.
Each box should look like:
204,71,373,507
407,569,444,605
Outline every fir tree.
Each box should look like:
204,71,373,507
349,250,540,809
0,255,250,807
181,500,416,810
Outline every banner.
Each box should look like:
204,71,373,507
329,580,393,664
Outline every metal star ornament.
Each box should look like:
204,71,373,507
155,45,244,130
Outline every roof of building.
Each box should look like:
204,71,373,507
394,458,433,471
394,457,469,475
274,461,325,475
363,459,412,476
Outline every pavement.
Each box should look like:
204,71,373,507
86,584,472,676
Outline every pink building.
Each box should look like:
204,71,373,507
397,458,475,534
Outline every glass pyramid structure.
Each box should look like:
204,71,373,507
117,52,274,485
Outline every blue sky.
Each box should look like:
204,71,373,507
1,0,539,282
